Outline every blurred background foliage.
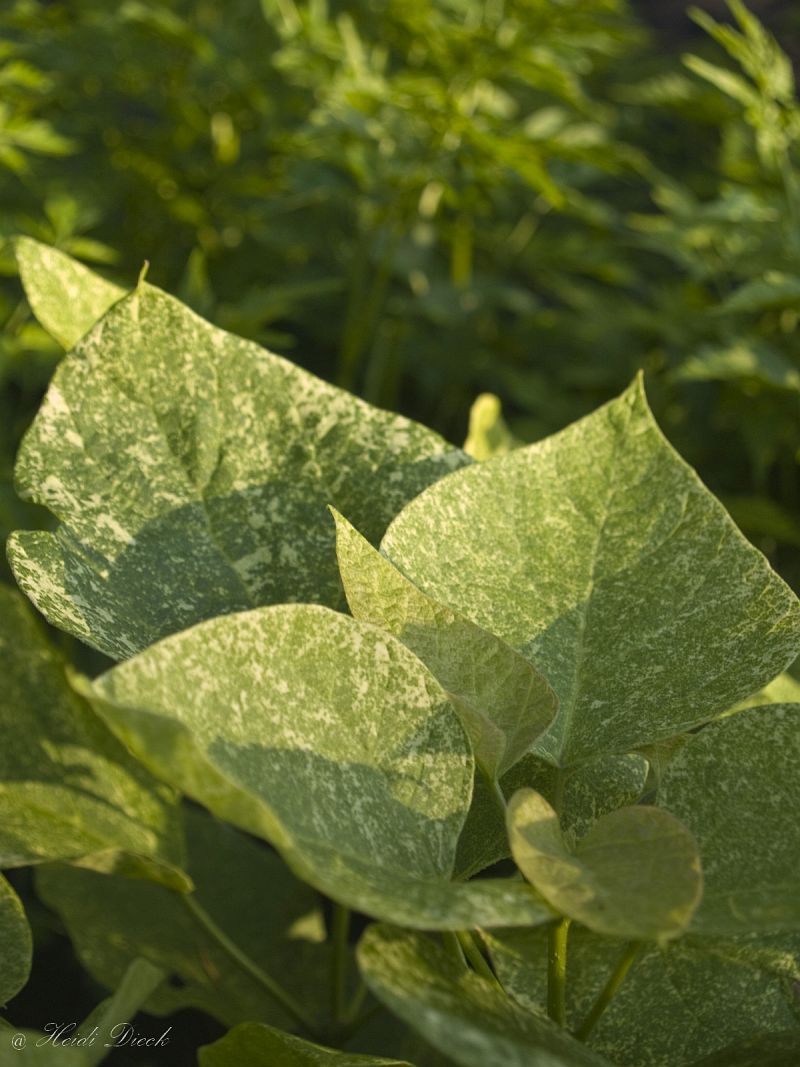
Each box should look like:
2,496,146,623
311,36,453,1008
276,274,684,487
2,0,800,585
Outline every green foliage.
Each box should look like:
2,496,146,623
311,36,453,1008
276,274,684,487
507,790,702,942
333,507,556,782
2,959,165,1066
689,1033,800,1066
358,925,612,1067
2,4,800,1065
0,875,31,1008
199,1022,412,1067
0,0,642,436
3,0,800,593
0,584,186,888
463,395,517,462
36,808,329,1031
484,925,800,1066
380,377,800,767
9,247,466,659
2,259,800,1063
13,238,125,350
657,703,800,936
86,603,550,931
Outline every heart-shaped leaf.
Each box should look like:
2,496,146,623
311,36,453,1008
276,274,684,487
0,586,186,889
0,874,31,1007
199,1023,413,1067
658,704,800,936
9,280,468,660
357,925,613,1067
380,376,800,767
15,237,127,351
36,807,329,1030
333,508,556,781
87,605,551,930
507,788,702,940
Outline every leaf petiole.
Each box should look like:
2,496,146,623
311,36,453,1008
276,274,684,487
575,940,642,1041
456,931,504,991
181,892,318,1038
342,976,369,1025
547,917,571,1027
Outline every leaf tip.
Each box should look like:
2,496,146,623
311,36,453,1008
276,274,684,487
630,367,648,401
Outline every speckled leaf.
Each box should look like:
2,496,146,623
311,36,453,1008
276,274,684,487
199,1023,412,1067
636,735,691,798
726,670,800,715
508,753,650,843
484,926,800,1067
357,925,612,1067
0,875,31,1007
0,586,186,889
452,771,511,880
454,752,649,880
688,1033,800,1066
87,605,551,930
15,237,126,350
507,788,702,941
35,807,329,1030
381,377,800,767
658,704,800,936
8,283,467,661
679,929,800,985
333,509,556,781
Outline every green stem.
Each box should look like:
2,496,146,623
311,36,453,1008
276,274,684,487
4,298,29,335
492,775,508,816
442,931,469,970
342,977,368,1025
341,1001,382,1038
331,902,350,1024
575,941,642,1041
329,981,377,1045
181,893,316,1037
456,931,503,990
547,918,571,1027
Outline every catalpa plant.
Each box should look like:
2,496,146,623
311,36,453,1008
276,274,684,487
1,238,799,1067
